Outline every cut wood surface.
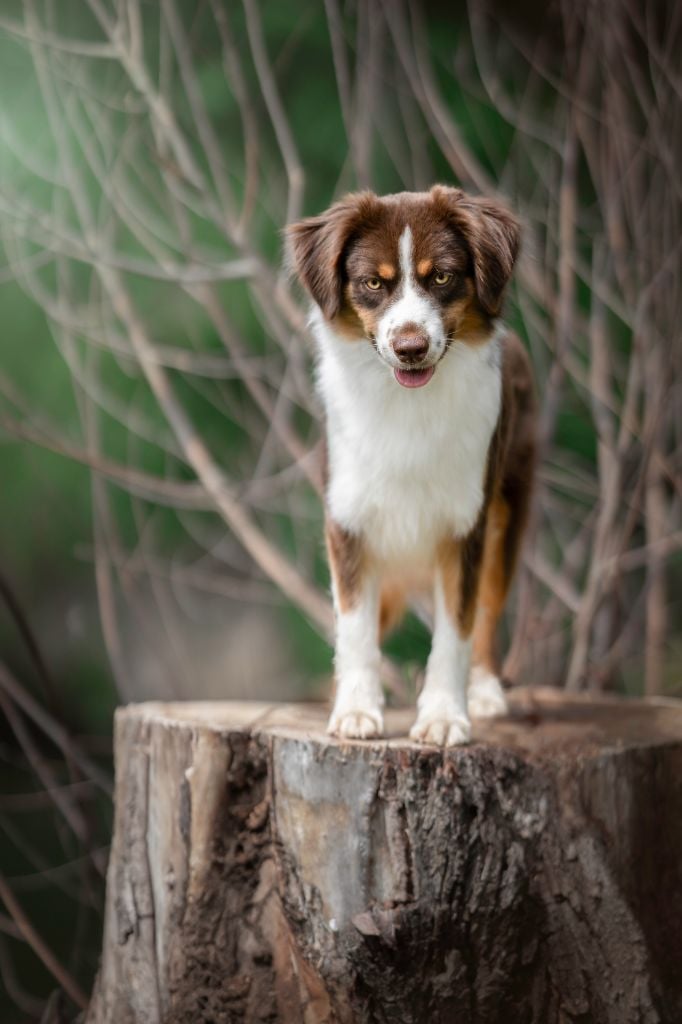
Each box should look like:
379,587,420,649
87,689,682,1024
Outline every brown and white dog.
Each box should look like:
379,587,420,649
287,185,536,745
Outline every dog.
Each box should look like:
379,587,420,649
287,185,536,745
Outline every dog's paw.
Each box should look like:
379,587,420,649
327,708,384,740
410,709,471,747
468,667,508,719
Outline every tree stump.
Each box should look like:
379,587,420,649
86,689,682,1024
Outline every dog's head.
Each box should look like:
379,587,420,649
287,185,520,388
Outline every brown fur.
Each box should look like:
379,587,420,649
325,518,366,614
441,280,491,344
333,285,367,340
472,496,511,672
379,583,407,639
437,538,463,626
470,333,537,671
378,262,396,280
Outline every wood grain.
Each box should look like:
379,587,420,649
87,690,682,1024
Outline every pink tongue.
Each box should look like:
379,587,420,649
394,366,435,389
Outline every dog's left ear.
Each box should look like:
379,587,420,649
432,186,521,316
286,192,380,320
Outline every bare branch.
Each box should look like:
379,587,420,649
0,869,89,1010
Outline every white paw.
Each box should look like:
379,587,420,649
410,708,471,747
328,708,384,739
468,667,508,719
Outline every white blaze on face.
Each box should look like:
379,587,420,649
375,225,446,366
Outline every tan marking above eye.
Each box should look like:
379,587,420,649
417,259,433,277
364,277,382,290
433,270,453,286
378,262,396,280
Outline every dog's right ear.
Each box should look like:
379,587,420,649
430,185,521,317
286,192,380,320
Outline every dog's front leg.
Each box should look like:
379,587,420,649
410,534,483,746
325,520,384,739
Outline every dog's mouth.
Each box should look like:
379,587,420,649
394,366,436,389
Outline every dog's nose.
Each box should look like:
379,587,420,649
392,332,429,364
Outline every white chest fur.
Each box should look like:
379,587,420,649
314,314,503,566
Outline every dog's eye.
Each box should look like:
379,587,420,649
364,277,382,291
433,270,452,286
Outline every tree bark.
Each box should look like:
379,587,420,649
87,689,682,1024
